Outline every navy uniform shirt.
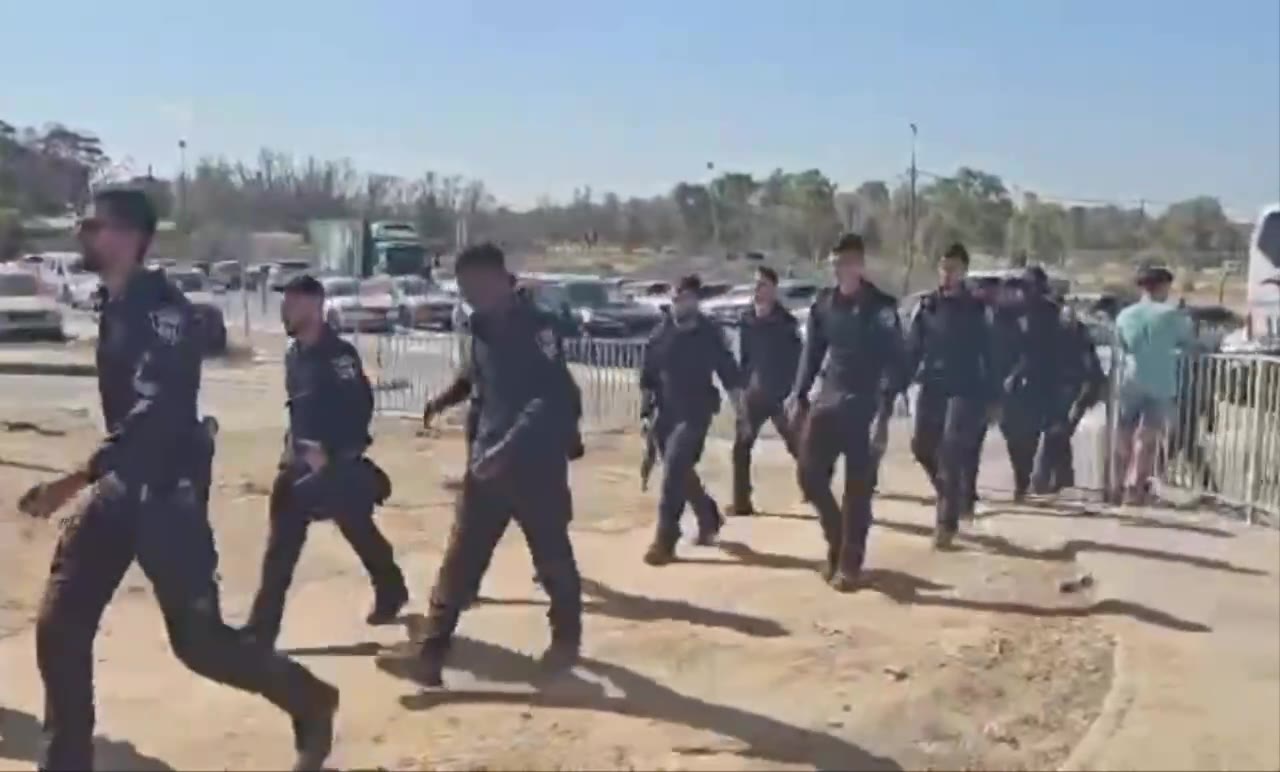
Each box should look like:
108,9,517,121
89,268,203,487
284,327,374,460
640,313,741,420
1008,294,1065,389
792,281,906,410
738,303,802,404
469,301,579,465
904,286,997,402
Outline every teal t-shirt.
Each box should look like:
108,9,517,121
1115,298,1194,400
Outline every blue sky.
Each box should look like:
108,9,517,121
3,0,1277,215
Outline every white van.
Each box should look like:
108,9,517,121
19,252,100,308
1246,203,1280,341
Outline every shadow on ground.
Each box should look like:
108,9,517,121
0,706,174,771
374,636,902,771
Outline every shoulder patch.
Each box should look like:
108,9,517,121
536,328,559,359
332,354,358,380
149,307,185,346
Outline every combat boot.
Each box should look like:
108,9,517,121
643,541,676,566
828,567,861,593
415,640,448,687
819,546,839,582
291,682,339,771
366,586,409,625
694,508,724,546
933,527,957,551
730,500,755,516
540,636,581,673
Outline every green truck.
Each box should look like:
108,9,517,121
307,219,430,279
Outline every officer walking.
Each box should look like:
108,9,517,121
787,233,906,591
731,266,803,515
999,266,1064,501
639,275,744,565
18,189,337,772
1031,303,1106,493
416,244,583,686
241,275,408,650
904,243,997,547
964,274,1005,511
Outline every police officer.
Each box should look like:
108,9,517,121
731,266,803,515
963,274,1005,511
640,275,744,565
999,266,1064,501
1032,303,1105,493
904,243,997,547
787,233,906,591
240,276,408,650
18,189,337,772
416,243,583,686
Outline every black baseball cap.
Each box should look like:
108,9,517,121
283,274,325,297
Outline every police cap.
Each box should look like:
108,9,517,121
283,274,325,298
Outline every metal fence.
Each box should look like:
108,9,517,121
1153,353,1280,524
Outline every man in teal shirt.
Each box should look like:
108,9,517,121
1112,266,1195,503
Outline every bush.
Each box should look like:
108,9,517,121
0,209,24,260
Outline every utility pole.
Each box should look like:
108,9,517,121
902,123,919,295
706,161,721,256
177,139,188,230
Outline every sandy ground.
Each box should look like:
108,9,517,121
0,372,1274,770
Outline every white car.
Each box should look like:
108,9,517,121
702,285,754,326
0,270,64,340
18,252,100,308
321,277,396,333
385,275,458,329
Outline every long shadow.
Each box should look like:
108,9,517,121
375,637,901,771
716,540,820,572
283,641,390,657
873,518,1265,576
0,706,174,771
751,511,813,522
859,568,1211,634
478,578,788,639
875,491,936,507
975,506,1236,539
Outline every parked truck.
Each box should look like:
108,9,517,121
307,219,430,279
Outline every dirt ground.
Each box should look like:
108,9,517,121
0,390,1128,772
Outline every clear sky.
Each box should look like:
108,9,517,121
3,0,1277,215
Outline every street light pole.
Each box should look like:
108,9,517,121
177,139,188,230
903,123,919,295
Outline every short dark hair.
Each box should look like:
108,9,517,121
92,188,158,239
831,232,865,255
283,274,325,298
1022,265,1048,292
455,242,506,274
1136,265,1174,288
755,266,779,285
677,274,702,295
942,242,970,265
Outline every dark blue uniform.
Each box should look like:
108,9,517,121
1031,309,1105,492
420,301,583,659
35,269,335,771
904,286,998,534
999,293,1065,498
244,327,407,648
792,282,905,584
731,303,802,514
640,313,741,555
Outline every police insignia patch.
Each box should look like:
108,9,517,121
149,308,184,345
332,354,358,380
536,328,559,359
878,307,898,328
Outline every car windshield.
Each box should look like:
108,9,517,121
325,280,358,297
783,284,817,300
563,281,610,308
170,272,206,292
394,276,429,295
527,283,569,311
0,273,40,296
64,258,88,274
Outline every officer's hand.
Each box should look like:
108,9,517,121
1002,375,1018,394
471,448,505,480
301,444,328,473
19,472,87,520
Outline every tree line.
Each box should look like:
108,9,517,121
1,117,1251,268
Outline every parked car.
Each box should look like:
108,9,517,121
210,260,244,290
0,270,64,340
321,277,395,333
557,277,659,337
268,260,314,291
702,284,754,326
168,270,228,354
385,275,457,329
18,252,100,308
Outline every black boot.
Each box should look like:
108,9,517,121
365,586,409,625
540,636,581,673
643,541,676,566
291,682,339,771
